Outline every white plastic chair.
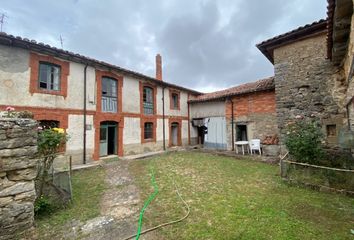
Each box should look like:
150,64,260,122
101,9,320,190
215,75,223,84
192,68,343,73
249,139,262,155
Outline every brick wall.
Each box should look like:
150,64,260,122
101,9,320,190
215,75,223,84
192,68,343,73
225,90,276,118
225,90,279,152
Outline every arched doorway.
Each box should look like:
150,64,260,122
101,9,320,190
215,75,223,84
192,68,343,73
100,121,118,157
171,122,180,146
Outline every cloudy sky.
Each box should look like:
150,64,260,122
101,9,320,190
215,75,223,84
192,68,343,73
1,0,327,92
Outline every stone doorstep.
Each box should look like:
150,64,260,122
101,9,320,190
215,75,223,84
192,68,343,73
120,150,166,160
70,161,103,172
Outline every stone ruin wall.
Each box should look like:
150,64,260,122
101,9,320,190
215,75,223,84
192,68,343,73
0,118,38,240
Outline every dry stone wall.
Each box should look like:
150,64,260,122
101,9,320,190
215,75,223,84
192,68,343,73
0,118,38,240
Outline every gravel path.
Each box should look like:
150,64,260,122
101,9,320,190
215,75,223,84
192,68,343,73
79,159,160,240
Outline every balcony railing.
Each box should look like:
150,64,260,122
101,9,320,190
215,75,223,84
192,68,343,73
143,102,154,115
102,96,117,113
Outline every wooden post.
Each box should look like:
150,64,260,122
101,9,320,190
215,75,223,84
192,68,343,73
280,159,288,179
69,155,72,177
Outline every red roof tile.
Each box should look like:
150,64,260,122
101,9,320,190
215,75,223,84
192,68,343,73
257,19,327,63
189,77,274,103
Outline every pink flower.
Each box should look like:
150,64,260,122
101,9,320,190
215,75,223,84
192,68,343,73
37,126,43,131
5,106,15,111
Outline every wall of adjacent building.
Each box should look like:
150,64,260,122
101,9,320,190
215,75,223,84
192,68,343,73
273,33,346,149
190,101,225,118
342,5,354,131
224,91,278,151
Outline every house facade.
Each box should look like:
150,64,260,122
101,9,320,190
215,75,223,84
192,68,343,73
0,34,199,164
189,77,279,156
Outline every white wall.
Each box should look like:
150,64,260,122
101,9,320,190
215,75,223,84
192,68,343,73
123,117,141,144
0,45,96,110
122,76,140,113
157,118,169,141
157,88,189,116
182,120,189,140
190,101,225,118
66,114,95,151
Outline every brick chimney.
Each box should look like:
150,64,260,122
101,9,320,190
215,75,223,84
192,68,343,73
156,54,162,81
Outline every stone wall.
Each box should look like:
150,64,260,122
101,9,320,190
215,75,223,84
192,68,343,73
225,113,278,151
0,118,38,239
342,3,354,132
273,33,347,149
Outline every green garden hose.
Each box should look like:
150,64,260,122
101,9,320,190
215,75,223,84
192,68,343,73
123,172,190,240
135,168,159,240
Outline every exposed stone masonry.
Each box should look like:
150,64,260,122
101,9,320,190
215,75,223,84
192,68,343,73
274,33,347,148
0,118,38,240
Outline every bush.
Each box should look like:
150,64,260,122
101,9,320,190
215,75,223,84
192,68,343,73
36,128,68,197
34,195,53,216
285,118,324,164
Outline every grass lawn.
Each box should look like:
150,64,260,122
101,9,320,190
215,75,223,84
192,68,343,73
34,167,106,239
130,151,354,240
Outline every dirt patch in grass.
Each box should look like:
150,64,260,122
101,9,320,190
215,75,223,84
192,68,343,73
130,151,354,240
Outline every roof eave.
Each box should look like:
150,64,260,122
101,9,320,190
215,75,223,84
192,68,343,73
188,86,275,103
0,33,202,95
256,20,328,64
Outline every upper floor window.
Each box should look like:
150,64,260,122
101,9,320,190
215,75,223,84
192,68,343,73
102,77,117,112
143,86,154,115
171,93,179,109
39,62,61,91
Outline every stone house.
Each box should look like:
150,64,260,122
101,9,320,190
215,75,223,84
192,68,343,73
257,0,354,153
0,33,200,164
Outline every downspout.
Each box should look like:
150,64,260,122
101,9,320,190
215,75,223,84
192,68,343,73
162,87,166,151
230,98,235,151
187,98,191,145
83,64,88,164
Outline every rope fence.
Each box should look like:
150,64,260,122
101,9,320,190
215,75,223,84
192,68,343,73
280,158,354,196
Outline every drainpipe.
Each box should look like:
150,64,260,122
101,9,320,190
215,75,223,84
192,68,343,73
83,64,88,164
162,87,166,150
229,98,235,151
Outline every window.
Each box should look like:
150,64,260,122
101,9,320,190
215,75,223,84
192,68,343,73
143,87,154,115
171,93,179,109
39,62,61,91
326,124,336,137
144,122,153,139
236,125,248,141
39,120,59,129
102,77,117,112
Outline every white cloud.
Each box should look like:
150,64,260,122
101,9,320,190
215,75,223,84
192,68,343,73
1,0,326,90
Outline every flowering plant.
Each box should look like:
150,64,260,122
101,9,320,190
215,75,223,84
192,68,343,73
37,127,68,197
5,106,15,117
